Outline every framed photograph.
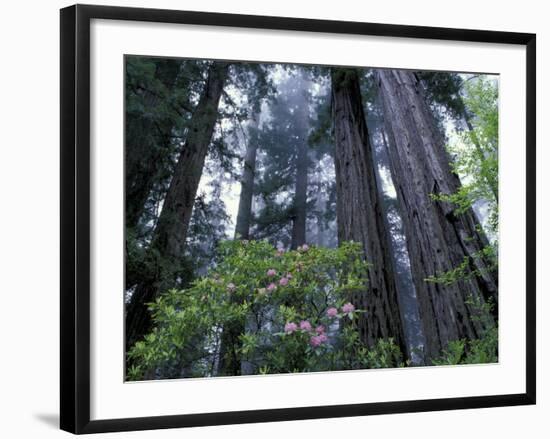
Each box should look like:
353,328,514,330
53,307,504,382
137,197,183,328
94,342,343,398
60,4,536,434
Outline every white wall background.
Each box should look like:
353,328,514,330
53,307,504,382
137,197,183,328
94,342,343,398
0,0,546,437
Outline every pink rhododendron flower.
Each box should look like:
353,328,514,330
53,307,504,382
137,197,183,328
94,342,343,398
315,325,325,334
267,268,277,277
279,277,289,286
284,322,298,334
309,335,327,348
310,336,321,347
299,244,310,252
326,307,338,318
342,302,355,313
318,333,328,343
227,283,236,293
299,320,312,331
267,283,277,292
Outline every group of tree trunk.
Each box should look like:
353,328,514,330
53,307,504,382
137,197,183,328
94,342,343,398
125,57,498,369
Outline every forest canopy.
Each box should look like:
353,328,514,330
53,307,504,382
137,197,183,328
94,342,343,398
124,56,499,381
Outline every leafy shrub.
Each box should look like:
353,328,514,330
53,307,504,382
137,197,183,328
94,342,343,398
127,240,403,380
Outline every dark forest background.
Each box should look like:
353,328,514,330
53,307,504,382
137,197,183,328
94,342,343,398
124,57,499,380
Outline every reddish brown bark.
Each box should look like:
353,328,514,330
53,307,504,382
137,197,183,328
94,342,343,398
331,68,407,355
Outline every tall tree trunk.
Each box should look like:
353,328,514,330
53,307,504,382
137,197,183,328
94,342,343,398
125,60,181,229
366,113,426,363
314,174,326,248
234,115,260,240
377,69,498,362
218,114,260,376
290,82,310,250
126,62,229,351
331,68,407,356
291,140,308,249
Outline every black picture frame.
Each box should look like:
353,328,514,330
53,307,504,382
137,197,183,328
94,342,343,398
60,4,536,434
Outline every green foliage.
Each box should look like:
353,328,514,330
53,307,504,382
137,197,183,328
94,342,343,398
432,76,499,234
127,240,403,379
432,295,498,366
431,340,466,366
431,327,498,366
426,76,499,289
125,59,276,295
331,68,359,92
417,71,466,121
424,246,497,286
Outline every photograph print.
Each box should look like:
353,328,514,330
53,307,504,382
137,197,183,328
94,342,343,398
124,56,499,381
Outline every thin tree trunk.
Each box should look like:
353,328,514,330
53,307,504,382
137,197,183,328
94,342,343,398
234,115,260,240
377,69,498,362
218,113,260,376
290,79,310,250
314,174,326,248
331,68,407,356
126,62,229,351
291,139,308,249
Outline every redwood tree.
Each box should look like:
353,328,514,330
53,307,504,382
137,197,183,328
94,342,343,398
290,73,310,250
377,69,498,361
331,68,406,355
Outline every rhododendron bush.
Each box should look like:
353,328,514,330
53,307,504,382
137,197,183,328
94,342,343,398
127,240,403,380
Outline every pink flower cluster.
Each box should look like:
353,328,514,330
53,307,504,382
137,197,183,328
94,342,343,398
342,302,355,313
265,268,291,290
310,333,328,347
297,244,310,252
326,303,356,318
284,320,329,348
284,322,298,333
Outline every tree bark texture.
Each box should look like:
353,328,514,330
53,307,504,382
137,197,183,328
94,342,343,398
126,62,229,350
377,69,498,361
366,113,425,362
331,68,407,355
